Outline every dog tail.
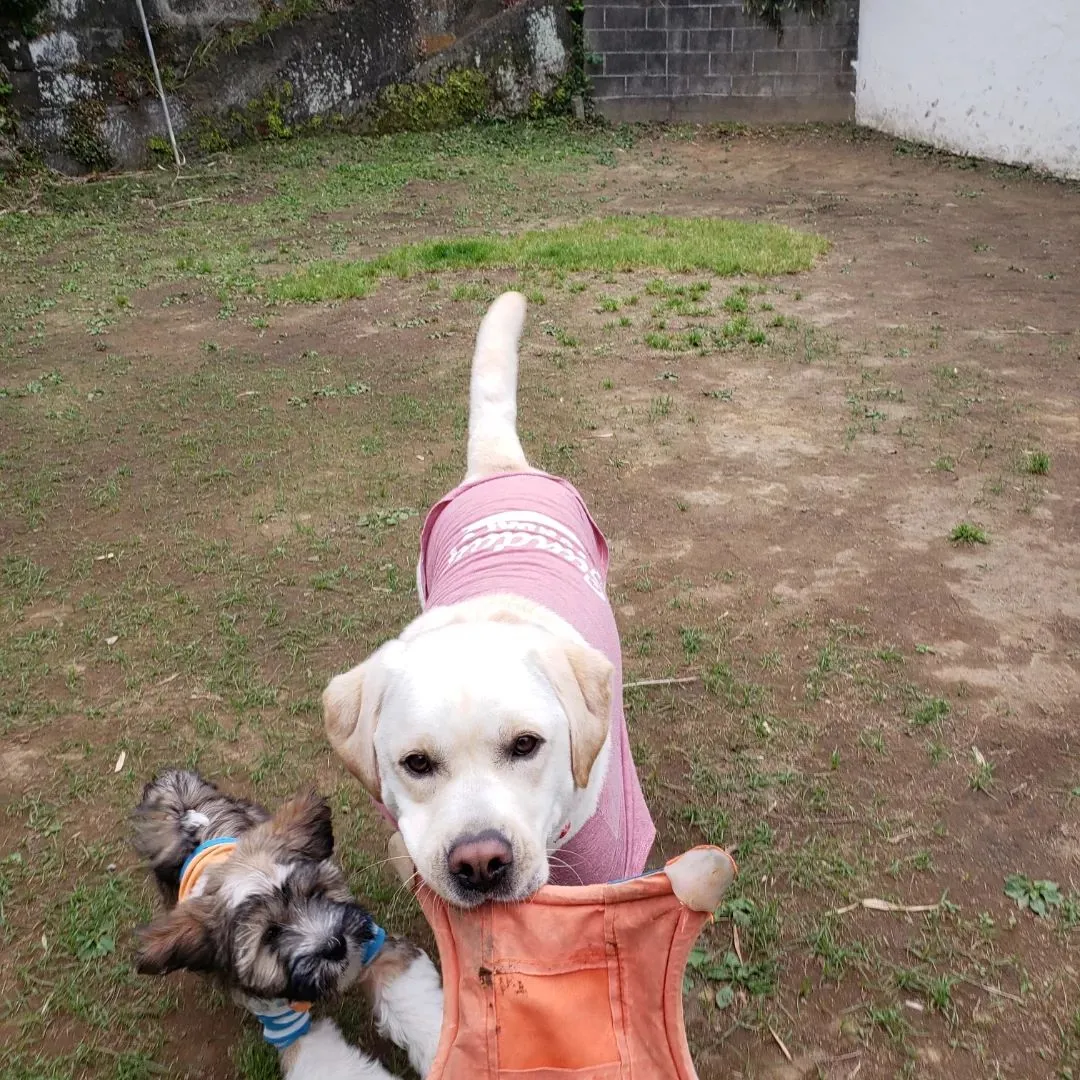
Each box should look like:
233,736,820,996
466,291,530,481
132,768,266,900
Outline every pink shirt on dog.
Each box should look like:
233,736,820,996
415,471,656,886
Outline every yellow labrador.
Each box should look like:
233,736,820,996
324,293,655,907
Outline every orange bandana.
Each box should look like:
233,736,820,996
177,837,238,903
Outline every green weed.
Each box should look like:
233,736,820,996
1004,874,1062,918
949,522,988,544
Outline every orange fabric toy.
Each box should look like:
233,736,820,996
408,846,737,1080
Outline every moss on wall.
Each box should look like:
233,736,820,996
194,116,230,154
182,81,351,157
528,0,589,117
0,0,49,36
365,68,492,135
103,42,175,107
0,72,21,172
197,0,326,68
64,98,113,171
181,61,571,160
236,82,297,140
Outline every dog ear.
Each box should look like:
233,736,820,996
135,898,217,975
323,641,401,799
265,789,334,862
535,640,613,788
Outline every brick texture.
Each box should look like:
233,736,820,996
584,0,858,122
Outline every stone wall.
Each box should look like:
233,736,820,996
415,2,571,117
0,0,573,172
584,0,858,122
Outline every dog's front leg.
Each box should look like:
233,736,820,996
354,832,443,1077
280,1018,405,1080
365,940,444,1078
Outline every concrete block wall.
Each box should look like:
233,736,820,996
584,0,858,123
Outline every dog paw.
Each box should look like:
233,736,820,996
283,1019,400,1080
372,951,444,1078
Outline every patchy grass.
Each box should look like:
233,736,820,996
910,695,951,727
949,521,989,544
0,120,627,336
274,217,830,301
1,119,1077,1080
1024,450,1050,475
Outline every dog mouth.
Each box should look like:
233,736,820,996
445,880,516,909
437,858,548,909
248,903,374,1002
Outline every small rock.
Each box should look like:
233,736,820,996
755,1057,823,1080
915,1045,944,1067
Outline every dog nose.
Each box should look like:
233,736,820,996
318,935,347,963
447,831,513,893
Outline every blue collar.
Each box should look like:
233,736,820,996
361,922,387,966
253,924,385,1050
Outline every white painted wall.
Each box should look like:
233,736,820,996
855,0,1080,180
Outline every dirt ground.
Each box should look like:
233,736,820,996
1,123,1078,1080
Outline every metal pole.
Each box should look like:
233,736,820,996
133,0,184,170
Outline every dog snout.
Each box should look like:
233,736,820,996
447,830,514,894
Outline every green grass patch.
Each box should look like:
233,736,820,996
949,521,988,544
0,119,625,336
910,695,950,727
1024,450,1050,475
274,216,829,301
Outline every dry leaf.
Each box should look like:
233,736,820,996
767,1023,793,1062
830,897,940,916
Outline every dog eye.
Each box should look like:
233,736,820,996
510,734,542,759
263,925,282,947
402,753,434,777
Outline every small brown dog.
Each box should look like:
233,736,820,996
133,769,442,1079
